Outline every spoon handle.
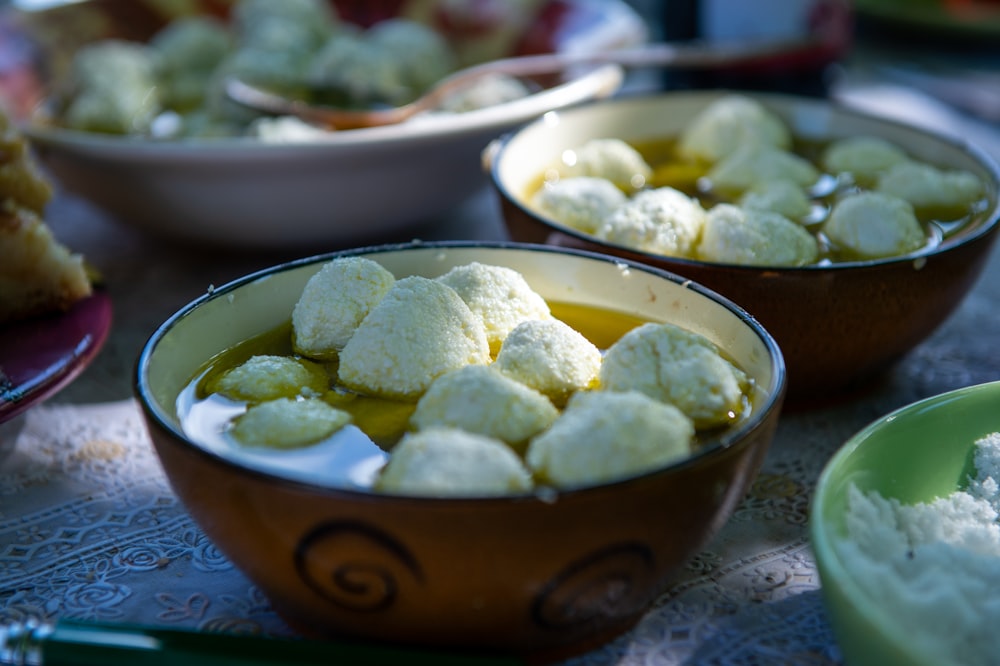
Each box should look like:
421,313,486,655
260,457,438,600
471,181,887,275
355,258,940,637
225,38,822,130
0,618,523,666
450,38,818,79
414,38,818,113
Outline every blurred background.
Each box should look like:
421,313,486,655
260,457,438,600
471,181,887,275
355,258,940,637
4,0,1000,138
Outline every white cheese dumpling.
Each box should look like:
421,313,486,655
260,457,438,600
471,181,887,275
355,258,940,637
230,397,351,449
211,354,328,402
437,262,551,355
677,94,792,164
526,390,694,489
595,186,706,258
307,33,409,105
821,136,909,186
560,138,653,191
738,180,812,222
876,161,984,211
231,0,337,53
531,176,627,234
410,365,558,452
824,191,926,259
376,427,533,497
63,40,162,135
338,276,489,400
697,204,819,267
292,256,396,359
493,318,602,405
707,145,820,195
600,322,748,429
366,18,455,95
150,16,233,111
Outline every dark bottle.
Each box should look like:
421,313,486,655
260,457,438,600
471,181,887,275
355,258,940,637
655,0,854,97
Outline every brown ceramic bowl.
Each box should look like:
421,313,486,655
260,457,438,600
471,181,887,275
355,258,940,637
487,90,1000,407
135,241,785,661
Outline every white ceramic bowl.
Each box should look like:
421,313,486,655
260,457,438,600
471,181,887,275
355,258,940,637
1,0,643,250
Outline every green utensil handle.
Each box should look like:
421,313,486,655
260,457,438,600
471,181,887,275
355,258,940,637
0,618,523,666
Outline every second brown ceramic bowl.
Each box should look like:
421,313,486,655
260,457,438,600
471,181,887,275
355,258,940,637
487,91,1000,406
135,241,785,661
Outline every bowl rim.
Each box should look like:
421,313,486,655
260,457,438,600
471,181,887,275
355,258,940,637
20,63,625,164
809,379,1000,662
9,0,647,161
134,239,786,504
489,89,1000,273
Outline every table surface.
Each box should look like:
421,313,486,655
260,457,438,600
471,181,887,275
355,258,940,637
2,36,1000,665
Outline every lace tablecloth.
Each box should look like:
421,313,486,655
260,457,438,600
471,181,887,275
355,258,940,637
2,397,847,664
3,63,1000,664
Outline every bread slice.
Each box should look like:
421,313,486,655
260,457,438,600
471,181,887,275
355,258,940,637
1,115,54,213
0,202,92,323
0,108,91,324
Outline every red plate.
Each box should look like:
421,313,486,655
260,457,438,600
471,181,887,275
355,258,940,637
0,289,112,423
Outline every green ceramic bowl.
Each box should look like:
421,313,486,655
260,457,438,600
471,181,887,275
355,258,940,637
810,380,1000,666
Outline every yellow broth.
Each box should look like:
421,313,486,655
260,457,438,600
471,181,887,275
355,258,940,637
175,301,752,491
530,135,989,265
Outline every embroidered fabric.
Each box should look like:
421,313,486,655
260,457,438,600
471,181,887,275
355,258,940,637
2,70,1000,666
4,250,1000,664
0,399,840,664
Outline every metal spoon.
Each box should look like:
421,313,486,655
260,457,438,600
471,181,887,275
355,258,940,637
224,39,816,130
